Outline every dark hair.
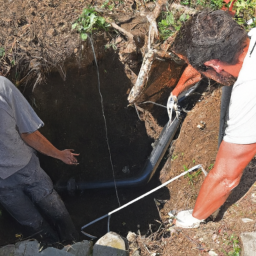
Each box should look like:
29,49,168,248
172,10,248,69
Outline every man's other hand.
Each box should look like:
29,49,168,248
58,149,80,165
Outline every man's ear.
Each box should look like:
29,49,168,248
204,59,223,73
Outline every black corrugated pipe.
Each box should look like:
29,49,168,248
55,82,200,193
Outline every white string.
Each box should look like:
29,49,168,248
88,36,121,207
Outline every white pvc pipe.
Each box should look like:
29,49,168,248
81,164,207,231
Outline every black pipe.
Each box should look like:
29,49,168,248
55,83,200,193
218,85,233,148
55,117,182,193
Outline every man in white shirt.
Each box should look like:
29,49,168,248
167,10,256,227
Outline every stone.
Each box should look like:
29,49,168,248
93,232,128,256
15,240,39,255
241,218,254,223
127,232,137,243
0,244,15,256
38,247,73,256
240,232,256,256
208,250,218,256
62,241,93,256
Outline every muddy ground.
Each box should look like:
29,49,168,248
0,1,256,256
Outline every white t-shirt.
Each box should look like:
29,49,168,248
224,28,256,144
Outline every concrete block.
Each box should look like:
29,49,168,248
0,244,15,256
39,247,73,256
15,240,39,256
240,232,256,256
62,240,93,256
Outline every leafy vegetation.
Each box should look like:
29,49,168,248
183,165,202,185
72,7,110,41
180,0,256,29
158,11,190,41
234,0,256,29
222,234,241,256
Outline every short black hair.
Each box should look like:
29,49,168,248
172,10,248,69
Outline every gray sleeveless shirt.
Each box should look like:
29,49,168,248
0,76,44,179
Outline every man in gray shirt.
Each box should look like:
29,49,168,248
0,76,79,243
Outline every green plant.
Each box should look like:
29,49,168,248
234,0,256,29
171,154,178,161
208,163,214,170
184,165,202,185
101,0,115,10
72,7,110,41
158,11,190,40
222,234,241,256
181,0,190,5
210,0,224,9
0,47,5,58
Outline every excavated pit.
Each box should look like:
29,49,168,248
0,39,185,245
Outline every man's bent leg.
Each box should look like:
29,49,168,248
24,156,79,242
36,190,79,242
0,185,59,243
193,141,256,220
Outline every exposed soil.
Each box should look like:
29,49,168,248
128,85,256,256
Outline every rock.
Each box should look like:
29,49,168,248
15,240,39,255
251,193,256,203
47,28,57,37
197,121,206,130
127,232,137,243
242,218,254,223
93,232,128,256
240,232,256,256
208,250,218,256
0,244,15,256
39,247,73,255
212,234,218,241
62,241,93,256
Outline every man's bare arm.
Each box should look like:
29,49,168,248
21,130,79,165
171,64,202,97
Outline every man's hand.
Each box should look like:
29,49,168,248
21,131,80,166
167,93,178,120
58,149,80,165
175,209,204,228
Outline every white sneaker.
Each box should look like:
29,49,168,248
175,210,204,228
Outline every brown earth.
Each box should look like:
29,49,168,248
128,85,256,256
